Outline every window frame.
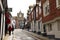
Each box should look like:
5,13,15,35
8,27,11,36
56,0,60,8
43,0,49,16
48,24,52,32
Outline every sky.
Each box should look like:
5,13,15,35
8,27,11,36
7,0,36,18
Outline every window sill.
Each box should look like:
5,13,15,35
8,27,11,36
56,5,60,9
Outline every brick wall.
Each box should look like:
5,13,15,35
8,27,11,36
41,0,60,23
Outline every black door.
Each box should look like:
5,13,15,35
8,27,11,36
43,25,47,36
43,25,46,32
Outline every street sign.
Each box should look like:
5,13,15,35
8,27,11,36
8,8,12,12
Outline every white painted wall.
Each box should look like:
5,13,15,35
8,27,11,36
36,21,39,32
32,21,35,32
46,23,55,35
40,21,42,32
55,20,60,38
45,20,60,38
30,22,33,31
30,21,35,32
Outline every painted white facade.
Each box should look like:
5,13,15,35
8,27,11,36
36,21,39,32
43,17,60,38
30,21,34,31
55,20,60,38
31,21,35,32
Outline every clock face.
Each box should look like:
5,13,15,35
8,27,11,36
19,14,22,17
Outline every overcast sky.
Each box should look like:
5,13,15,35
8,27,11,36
7,0,36,18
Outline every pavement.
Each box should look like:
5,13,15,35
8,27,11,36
3,29,54,40
3,32,13,40
23,30,55,40
13,29,35,40
3,29,35,40
23,30,49,40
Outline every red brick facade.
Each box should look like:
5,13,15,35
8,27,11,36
41,0,60,23
28,0,60,23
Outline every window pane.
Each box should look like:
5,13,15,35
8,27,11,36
45,7,47,14
45,5,49,14
48,24,52,32
58,0,60,5
58,21,60,31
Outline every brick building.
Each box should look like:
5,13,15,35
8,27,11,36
17,11,25,29
27,4,42,34
41,0,60,39
27,0,60,39
13,16,18,28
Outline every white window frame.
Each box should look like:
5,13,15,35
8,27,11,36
48,23,52,32
39,6,41,14
36,6,38,13
56,0,60,8
43,0,49,16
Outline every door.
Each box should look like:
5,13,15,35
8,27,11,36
43,25,46,32
38,21,40,31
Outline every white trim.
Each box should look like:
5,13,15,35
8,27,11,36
43,0,49,16
38,17,42,21
43,17,60,24
56,0,60,9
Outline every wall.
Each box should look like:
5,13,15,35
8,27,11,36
55,20,60,38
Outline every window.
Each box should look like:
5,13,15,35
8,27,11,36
58,21,60,31
43,0,49,16
39,6,41,14
56,0,60,8
36,6,39,17
38,21,40,29
48,24,52,32
45,5,49,14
